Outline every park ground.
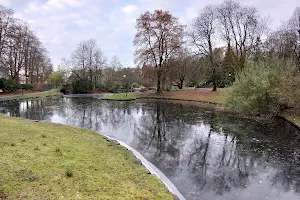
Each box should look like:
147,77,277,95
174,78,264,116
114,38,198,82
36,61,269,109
0,115,174,199
104,88,300,127
140,88,300,127
0,90,60,101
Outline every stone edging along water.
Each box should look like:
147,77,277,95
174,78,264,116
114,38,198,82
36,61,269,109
103,135,185,200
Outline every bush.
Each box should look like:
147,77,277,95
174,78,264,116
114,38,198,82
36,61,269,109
0,79,35,92
105,85,117,93
131,82,140,88
217,69,235,88
60,88,67,95
20,84,34,90
71,79,92,94
275,63,300,108
186,81,196,88
95,84,106,90
4,79,20,92
0,78,5,90
225,57,293,117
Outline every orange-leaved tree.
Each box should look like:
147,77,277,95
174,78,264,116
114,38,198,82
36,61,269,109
133,10,184,94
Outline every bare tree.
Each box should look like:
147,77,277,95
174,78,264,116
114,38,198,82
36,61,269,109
265,28,297,60
0,7,13,70
217,0,267,71
71,41,88,79
264,7,300,68
168,49,196,89
288,7,300,68
0,6,52,85
190,5,219,91
70,38,106,86
134,10,184,93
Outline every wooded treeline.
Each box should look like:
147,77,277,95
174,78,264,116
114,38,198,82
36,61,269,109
0,6,52,88
45,0,300,117
133,0,299,94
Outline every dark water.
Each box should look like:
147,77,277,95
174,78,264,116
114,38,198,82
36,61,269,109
1,97,300,200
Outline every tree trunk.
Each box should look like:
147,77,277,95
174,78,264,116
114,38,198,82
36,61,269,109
208,38,217,92
156,70,162,94
162,74,166,91
212,68,217,91
178,78,184,89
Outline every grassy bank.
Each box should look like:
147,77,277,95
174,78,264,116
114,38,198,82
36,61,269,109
138,88,300,127
137,88,228,104
284,116,300,126
102,92,137,101
0,90,60,101
281,108,300,127
0,115,173,199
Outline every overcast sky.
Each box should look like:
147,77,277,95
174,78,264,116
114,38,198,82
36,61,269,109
0,0,299,67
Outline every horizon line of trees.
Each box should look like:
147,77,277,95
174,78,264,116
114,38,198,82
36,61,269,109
48,0,300,117
0,5,53,91
54,38,143,94
133,0,299,93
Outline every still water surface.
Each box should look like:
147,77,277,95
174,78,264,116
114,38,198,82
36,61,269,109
1,96,300,200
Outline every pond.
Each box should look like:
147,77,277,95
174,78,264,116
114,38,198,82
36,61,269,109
1,96,300,200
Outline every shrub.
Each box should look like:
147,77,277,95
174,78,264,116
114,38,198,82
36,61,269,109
217,69,235,88
186,81,196,88
20,83,34,90
60,88,67,95
225,57,293,117
131,82,140,88
95,84,106,90
0,79,35,92
105,85,117,93
0,78,5,90
275,63,300,108
71,79,92,94
4,79,20,92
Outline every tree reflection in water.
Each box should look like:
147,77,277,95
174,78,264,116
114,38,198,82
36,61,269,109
1,97,300,200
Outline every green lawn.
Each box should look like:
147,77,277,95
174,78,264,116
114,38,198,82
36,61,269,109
102,93,137,101
22,91,60,99
284,116,300,127
0,90,60,101
0,115,173,199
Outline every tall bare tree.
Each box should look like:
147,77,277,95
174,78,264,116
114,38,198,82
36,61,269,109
190,5,219,91
217,0,266,71
0,6,52,85
69,38,106,86
288,7,300,68
134,10,184,93
0,6,13,67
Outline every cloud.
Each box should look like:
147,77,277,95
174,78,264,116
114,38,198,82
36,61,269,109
73,19,90,26
63,0,86,7
0,0,11,6
123,5,137,14
24,0,86,14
